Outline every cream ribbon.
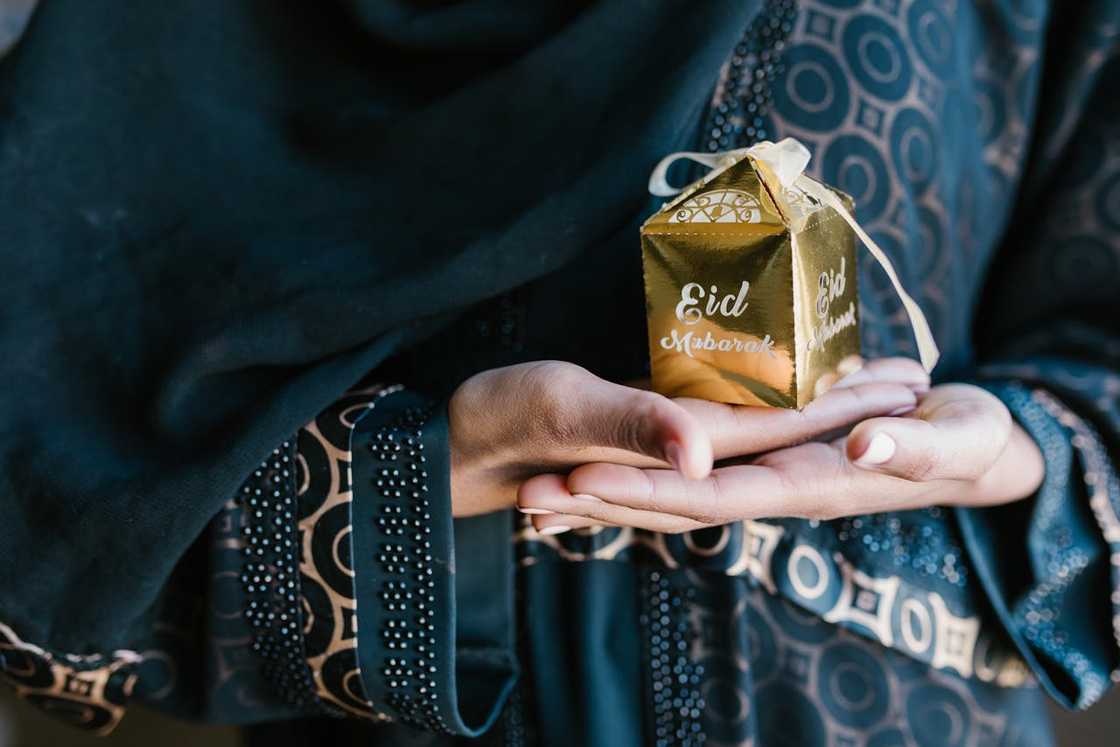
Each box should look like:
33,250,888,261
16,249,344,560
648,137,940,373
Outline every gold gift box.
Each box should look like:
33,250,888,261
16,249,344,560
641,142,863,409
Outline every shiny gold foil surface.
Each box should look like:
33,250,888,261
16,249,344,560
641,154,860,408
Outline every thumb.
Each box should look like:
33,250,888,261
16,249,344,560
577,377,713,480
846,385,1010,482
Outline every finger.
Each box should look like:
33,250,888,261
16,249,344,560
829,356,929,394
518,473,709,532
680,381,917,461
569,438,942,523
566,460,789,524
518,473,608,520
846,384,1011,482
678,356,927,460
537,505,706,534
526,358,925,475
530,513,614,535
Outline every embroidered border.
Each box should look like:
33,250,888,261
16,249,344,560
0,623,140,735
296,383,399,720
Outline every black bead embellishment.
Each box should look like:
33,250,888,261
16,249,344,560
641,571,705,747
367,405,450,734
236,440,324,713
703,0,798,151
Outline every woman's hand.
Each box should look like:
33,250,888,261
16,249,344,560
450,358,928,516
519,383,1045,533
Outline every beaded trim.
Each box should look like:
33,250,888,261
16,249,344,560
1021,386,1120,700
641,571,705,747
365,404,451,733
836,508,969,589
703,0,797,152
236,440,324,712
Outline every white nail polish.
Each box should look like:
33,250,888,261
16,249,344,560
539,525,571,536
517,507,554,515
856,433,896,465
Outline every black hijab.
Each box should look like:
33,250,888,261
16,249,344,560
0,0,759,650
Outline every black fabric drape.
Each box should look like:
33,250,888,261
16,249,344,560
0,0,760,651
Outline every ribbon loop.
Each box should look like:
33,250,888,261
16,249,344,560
749,138,811,190
648,138,940,373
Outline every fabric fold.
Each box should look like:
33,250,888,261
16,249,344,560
958,380,1120,709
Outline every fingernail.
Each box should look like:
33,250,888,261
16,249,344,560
517,507,554,515
888,404,916,416
571,493,602,503
665,441,684,473
855,433,896,466
539,525,571,536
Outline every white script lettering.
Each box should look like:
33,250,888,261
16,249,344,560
675,281,750,326
659,329,777,359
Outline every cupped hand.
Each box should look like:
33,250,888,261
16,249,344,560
450,358,927,516
519,383,1045,533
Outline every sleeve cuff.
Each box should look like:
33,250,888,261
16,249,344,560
956,379,1120,709
350,389,517,736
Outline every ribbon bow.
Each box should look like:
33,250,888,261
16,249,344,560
648,138,940,373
